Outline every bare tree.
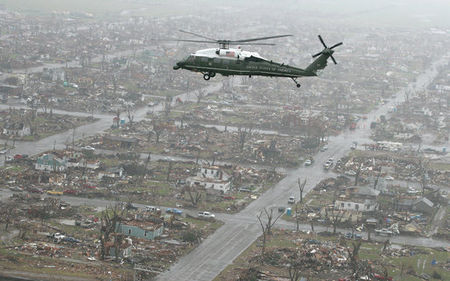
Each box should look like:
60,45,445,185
418,159,429,195
286,252,303,281
347,241,362,279
256,208,283,261
113,233,125,262
152,120,165,143
184,185,202,207
382,239,390,253
354,162,364,186
17,220,30,240
166,161,173,181
238,127,252,152
164,96,172,117
329,208,344,234
139,152,151,184
297,178,307,204
99,204,126,260
126,105,135,128
0,202,16,231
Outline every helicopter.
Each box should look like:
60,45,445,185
173,30,342,88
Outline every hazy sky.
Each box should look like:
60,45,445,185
0,0,449,28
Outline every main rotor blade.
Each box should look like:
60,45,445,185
318,35,327,48
330,55,337,64
330,42,343,49
234,42,276,46
232,34,292,43
312,52,322,58
178,29,217,41
177,39,217,43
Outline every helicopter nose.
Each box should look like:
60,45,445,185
173,61,182,70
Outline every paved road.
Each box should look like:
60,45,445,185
156,56,450,281
0,81,222,167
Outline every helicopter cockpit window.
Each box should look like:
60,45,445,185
244,56,264,62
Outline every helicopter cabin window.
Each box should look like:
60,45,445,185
213,58,220,64
223,59,229,65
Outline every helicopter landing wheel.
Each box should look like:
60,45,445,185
203,73,210,80
291,77,301,88
209,72,216,78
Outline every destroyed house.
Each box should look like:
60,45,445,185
35,154,67,172
116,222,164,240
187,166,232,193
98,166,124,180
398,197,434,214
335,185,380,212
106,237,133,258
0,83,23,97
103,135,139,149
345,185,380,199
3,122,31,137
335,199,377,212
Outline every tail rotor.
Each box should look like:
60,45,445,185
312,35,343,64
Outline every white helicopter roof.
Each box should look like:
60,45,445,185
192,48,267,60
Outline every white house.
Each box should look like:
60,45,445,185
335,199,377,212
186,166,232,193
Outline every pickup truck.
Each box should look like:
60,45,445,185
375,228,394,236
145,206,161,212
198,211,215,218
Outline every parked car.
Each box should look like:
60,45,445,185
28,187,43,194
125,202,138,210
145,206,160,212
49,233,66,242
198,211,215,218
9,186,23,192
345,170,357,176
82,146,95,151
166,208,183,215
345,232,362,239
238,187,252,192
304,159,312,166
320,145,328,152
288,196,295,204
63,189,78,195
47,190,63,196
375,228,394,236
62,236,81,243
